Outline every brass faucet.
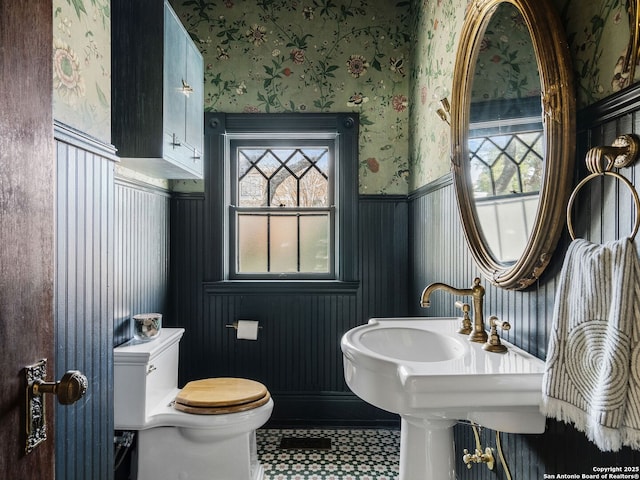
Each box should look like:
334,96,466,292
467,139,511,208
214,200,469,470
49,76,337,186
484,316,511,353
420,277,488,343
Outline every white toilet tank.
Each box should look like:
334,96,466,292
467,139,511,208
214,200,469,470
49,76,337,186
114,328,185,429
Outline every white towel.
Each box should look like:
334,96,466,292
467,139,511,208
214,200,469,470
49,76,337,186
541,237,640,451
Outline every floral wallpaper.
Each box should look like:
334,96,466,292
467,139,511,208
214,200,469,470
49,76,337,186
172,0,412,195
472,3,539,102
49,0,639,194
408,0,466,190
52,0,110,142
561,0,637,105
409,0,639,191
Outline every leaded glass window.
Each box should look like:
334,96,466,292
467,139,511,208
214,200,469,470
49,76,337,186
229,139,336,279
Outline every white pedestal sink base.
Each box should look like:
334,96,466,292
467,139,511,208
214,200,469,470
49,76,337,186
341,318,547,480
399,416,457,480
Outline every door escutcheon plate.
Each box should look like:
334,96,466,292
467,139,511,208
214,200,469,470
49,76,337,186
25,359,48,454
24,358,88,453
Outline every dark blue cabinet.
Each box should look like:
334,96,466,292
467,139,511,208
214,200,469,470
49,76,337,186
112,0,203,179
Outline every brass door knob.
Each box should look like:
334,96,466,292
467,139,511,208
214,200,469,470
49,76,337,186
25,360,88,453
32,370,88,405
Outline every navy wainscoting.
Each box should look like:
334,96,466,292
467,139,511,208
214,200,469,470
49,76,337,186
55,121,172,480
169,193,407,426
55,122,117,480
113,177,170,346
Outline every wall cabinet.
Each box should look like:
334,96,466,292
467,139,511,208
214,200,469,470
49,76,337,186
112,0,204,179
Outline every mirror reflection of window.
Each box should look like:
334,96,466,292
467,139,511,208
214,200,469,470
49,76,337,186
469,101,543,264
468,2,543,264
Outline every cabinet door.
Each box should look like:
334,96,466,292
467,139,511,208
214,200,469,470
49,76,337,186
163,3,187,151
185,39,203,159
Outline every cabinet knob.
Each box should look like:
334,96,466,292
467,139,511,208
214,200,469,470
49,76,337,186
171,133,181,147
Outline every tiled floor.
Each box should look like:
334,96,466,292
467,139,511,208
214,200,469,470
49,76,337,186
257,428,400,480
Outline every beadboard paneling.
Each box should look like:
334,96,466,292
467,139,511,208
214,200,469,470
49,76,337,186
54,124,116,480
168,194,408,426
169,193,206,383
113,178,171,345
55,123,171,480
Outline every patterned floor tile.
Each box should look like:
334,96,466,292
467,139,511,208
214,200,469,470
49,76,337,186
257,428,400,480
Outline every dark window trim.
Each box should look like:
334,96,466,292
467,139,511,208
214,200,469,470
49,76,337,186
203,112,359,291
203,280,360,295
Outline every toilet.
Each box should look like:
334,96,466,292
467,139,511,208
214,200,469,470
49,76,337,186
114,328,273,480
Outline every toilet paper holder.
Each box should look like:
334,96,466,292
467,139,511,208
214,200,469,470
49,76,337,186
225,322,263,330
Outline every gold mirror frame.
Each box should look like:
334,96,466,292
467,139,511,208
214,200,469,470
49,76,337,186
451,0,575,290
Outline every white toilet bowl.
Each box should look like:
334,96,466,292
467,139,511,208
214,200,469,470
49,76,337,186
114,328,273,480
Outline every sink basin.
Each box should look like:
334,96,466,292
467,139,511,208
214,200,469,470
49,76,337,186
358,327,465,362
341,317,546,480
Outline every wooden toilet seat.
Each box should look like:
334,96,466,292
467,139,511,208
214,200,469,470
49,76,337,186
173,377,271,415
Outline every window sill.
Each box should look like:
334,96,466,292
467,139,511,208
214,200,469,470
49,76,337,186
203,280,360,295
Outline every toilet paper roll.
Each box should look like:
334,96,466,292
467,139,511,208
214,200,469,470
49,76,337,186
236,320,259,340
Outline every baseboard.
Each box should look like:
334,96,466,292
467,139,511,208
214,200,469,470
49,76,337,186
265,392,400,428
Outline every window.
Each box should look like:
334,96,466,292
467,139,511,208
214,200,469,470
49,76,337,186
468,129,543,198
230,138,335,279
469,96,543,199
468,96,543,262
205,113,358,288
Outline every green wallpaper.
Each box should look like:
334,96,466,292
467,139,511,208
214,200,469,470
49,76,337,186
409,0,638,190
562,0,636,104
51,0,639,194
409,0,467,190
172,0,412,195
53,0,110,142
472,3,539,102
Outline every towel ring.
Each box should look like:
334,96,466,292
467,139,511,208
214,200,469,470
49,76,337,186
566,170,640,241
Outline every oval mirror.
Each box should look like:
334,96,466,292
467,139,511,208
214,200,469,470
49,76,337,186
451,0,575,290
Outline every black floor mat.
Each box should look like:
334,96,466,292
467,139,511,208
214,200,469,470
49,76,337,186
279,437,332,450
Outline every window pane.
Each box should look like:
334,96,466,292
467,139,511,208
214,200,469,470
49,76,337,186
237,215,268,272
239,169,268,206
271,148,297,161
238,150,257,177
309,148,329,172
476,138,502,167
492,153,519,195
271,175,298,207
520,154,543,193
270,215,298,272
299,168,329,206
300,214,330,273
255,150,281,176
470,130,543,198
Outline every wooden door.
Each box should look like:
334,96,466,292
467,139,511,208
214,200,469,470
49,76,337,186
0,1,55,478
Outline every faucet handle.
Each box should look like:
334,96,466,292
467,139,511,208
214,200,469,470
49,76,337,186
454,301,473,335
462,449,474,469
483,316,511,353
490,315,511,331
462,447,495,470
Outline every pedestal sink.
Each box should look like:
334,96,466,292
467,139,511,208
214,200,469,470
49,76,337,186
341,317,545,480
